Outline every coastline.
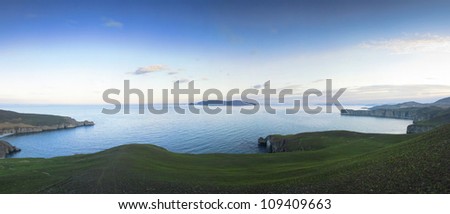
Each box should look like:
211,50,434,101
0,124,448,193
0,133,13,138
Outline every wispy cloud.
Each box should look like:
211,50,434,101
133,65,167,75
167,71,178,75
311,79,325,84
103,18,123,28
360,34,450,54
253,82,272,89
350,84,450,93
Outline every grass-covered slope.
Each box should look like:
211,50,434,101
0,125,449,193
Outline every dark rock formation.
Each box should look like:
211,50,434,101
0,140,21,159
257,136,289,153
258,137,267,146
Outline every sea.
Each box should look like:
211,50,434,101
0,104,413,158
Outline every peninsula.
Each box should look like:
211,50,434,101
0,109,94,158
0,109,94,136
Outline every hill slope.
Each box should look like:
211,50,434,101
0,125,449,193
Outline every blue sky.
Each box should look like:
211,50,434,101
1,0,450,104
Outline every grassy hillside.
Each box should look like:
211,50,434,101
0,125,449,193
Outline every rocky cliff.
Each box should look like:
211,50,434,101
406,124,436,134
0,140,21,159
341,108,432,121
258,136,293,153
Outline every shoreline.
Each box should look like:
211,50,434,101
1,125,448,193
7,124,414,159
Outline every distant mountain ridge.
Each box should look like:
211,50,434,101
434,97,450,105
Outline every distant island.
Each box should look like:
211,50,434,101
189,100,257,106
341,97,450,134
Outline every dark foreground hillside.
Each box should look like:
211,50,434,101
0,125,449,193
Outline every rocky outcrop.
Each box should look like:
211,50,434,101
257,136,289,153
0,140,21,159
81,120,95,126
258,137,267,146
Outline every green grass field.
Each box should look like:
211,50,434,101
0,125,449,193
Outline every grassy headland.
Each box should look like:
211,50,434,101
0,109,94,136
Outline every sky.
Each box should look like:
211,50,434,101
1,0,450,105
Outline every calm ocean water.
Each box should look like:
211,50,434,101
0,105,413,158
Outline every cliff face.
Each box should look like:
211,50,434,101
341,109,424,120
406,125,436,134
268,137,289,153
0,140,21,159
258,136,293,153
